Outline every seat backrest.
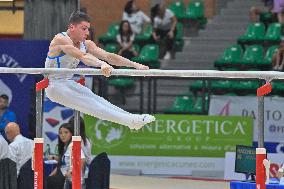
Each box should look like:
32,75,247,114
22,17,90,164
194,94,209,110
175,22,184,40
104,43,118,53
223,45,242,62
264,45,278,62
173,95,194,109
142,24,153,37
244,22,265,38
86,152,110,189
17,159,33,189
0,158,17,189
186,0,205,18
140,44,159,59
169,0,185,18
242,45,264,62
265,22,282,39
107,23,119,37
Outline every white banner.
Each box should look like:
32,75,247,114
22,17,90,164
209,96,284,142
109,155,224,175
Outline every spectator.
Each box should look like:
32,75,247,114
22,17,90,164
47,123,86,189
117,20,138,60
250,0,275,22
5,122,33,176
122,0,151,35
0,134,9,160
68,116,92,166
0,94,16,139
272,0,284,23
272,42,284,70
151,3,177,60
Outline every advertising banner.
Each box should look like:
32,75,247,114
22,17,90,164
85,114,253,157
85,114,253,174
209,95,284,152
0,40,49,136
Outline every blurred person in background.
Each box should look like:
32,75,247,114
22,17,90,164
122,0,151,35
272,27,284,70
5,122,33,176
151,3,177,60
0,133,9,160
250,0,275,22
0,94,16,140
117,20,138,60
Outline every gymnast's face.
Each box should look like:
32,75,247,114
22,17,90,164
69,21,90,42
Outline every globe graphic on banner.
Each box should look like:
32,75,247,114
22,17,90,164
92,119,127,148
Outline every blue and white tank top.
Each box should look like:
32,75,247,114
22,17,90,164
45,32,87,79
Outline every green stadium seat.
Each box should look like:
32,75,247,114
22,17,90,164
108,77,135,88
214,45,243,69
231,80,260,94
264,23,282,44
168,0,186,20
237,22,265,45
135,25,153,45
133,44,141,54
131,44,160,68
210,80,232,94
260,12,275,25
184,0,207,27
104,43,119,53
108,76,135,104
240,45,264,69
189,80,208,92
174,22,184,52
164,94,194,113
260,45,278,69
187,94,209,114
98,23,119,44
271,81,284,95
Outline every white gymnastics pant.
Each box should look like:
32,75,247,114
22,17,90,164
45,79,147,128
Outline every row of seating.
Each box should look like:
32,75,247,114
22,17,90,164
214,44,277,70
166,5,284,114
164,78,284,114
168,0,207,27
189,79,284,95
238,22,282,46
164,93,209,114
99,22,184,52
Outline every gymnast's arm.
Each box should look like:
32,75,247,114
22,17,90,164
50,35,108,68
85,40,149,70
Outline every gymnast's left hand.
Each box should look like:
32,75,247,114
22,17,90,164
101,63,113,77
135,63,149,70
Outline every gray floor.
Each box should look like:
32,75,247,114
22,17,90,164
110,174,230,189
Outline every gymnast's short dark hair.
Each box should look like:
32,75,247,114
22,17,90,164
69,10,91,25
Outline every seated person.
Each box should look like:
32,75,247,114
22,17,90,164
151,3,177,60
250,0,276,23
0,134,9,160
117,20,138,60
272,32,284,71
5,122,33,176
122,0,151,35
47,123,86,189
0,94,16,140
273,0,284,23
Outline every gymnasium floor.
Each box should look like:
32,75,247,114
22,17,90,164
110,174,230,189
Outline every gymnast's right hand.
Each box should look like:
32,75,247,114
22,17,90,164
101,63,113,77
